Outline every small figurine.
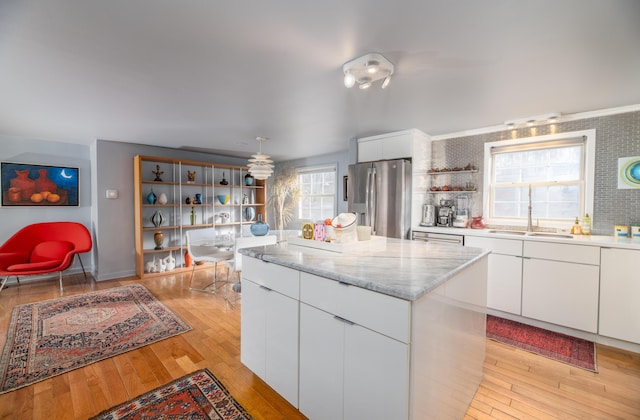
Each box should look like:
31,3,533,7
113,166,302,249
187,170,196,183
152,165,164,182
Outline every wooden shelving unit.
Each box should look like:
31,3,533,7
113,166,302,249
134,155,267,279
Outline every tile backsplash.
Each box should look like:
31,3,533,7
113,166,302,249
430,110,640,235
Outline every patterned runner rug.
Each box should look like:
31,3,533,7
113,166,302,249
91,369,253,420
0,284,191,394
487,315,597,372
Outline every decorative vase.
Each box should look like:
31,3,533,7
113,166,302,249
220,172,228,185
184,249,193,267
10,170,35,201
164,251,176,270
35,169,57,193
193,193,202,205
244,173,254,186
190,207,196,225
147,189,157,204
153,231,164,250
158,192,168,205
150,210,164,227
185,196,191,204
244,206,256,221
250,214,270,236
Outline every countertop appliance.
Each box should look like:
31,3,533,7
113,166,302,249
437,199,455,227
348,159,411,239
453,195,470,228
420,204,436,226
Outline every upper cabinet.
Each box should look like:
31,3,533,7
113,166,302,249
357,129,428,162
133,155,267,279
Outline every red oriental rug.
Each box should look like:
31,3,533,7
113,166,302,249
91,368,253,420
0,284,191,394
486,315,597,372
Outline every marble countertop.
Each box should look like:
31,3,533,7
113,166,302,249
239,238,489,301
412,226,640,250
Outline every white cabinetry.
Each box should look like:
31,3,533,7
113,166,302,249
465,236,523,315
522,241,600,333
241,258,300,407
299,272,410,420
599,248,640,344
357,129,426,162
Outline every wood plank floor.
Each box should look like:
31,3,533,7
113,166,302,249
0,271,638,419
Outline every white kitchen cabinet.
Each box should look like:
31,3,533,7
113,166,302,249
241,258,300,407
299,273,410,420
599,248,640,344
357,129,426,162
522,242,600,333
465,236,523,315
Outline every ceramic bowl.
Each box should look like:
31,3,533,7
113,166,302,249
217,194,229,204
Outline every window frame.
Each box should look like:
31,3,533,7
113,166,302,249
482,129,596,229
295,164,337,223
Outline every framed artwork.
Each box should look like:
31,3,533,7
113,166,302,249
618,156,640,189
1,162,80,206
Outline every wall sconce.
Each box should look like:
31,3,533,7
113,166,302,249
343,53,394,90
504,113,561,129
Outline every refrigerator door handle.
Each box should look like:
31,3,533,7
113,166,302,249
365,168,372,226
370,167,377,234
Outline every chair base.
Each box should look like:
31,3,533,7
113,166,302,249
188,262,229,294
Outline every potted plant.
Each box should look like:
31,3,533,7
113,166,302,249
268,166,300,231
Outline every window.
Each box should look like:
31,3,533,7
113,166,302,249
483,130,595,227
297,165,337,221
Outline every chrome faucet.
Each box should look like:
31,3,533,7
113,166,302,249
527,184,533,232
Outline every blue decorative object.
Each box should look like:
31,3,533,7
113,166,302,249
250,214,269,236
150,210,164,227
217,194,229,204
244,173,254,186
147,189,157,204
194,193,202,204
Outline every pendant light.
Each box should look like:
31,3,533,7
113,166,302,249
247,137,274,180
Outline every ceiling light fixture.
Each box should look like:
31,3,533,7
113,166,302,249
247,137,274,180
343,53,394,90
503,112,561,129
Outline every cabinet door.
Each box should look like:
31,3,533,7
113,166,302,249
600,248,640,344
241,279,266,377
465,236,523,315
344,323,409,420
357,139,383,162
264,286,299,407
241,279,299,407
522,259,599,332
488,254,523,315
299,303,344,420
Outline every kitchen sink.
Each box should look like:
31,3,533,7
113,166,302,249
486,229,527,235
486,229,574,239
525,232,574,239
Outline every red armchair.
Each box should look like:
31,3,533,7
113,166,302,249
0,222,92,293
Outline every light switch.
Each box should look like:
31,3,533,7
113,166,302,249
106,189,119,199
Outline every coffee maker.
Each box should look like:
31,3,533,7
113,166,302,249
437,199,455,227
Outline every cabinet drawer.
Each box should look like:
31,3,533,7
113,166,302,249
300,272,410,343
523,241,600,265
465,236,522,256
243,257,300,299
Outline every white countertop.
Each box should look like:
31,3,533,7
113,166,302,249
412,226,640,250
239,237,489,301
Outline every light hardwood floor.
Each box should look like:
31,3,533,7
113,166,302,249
0,271,638,419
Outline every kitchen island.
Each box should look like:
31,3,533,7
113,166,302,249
239,238,489,420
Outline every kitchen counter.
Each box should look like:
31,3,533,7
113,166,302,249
413,225,640,249
239,236,489,419
239,237,489,301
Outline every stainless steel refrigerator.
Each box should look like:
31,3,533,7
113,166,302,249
347,159,411,239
